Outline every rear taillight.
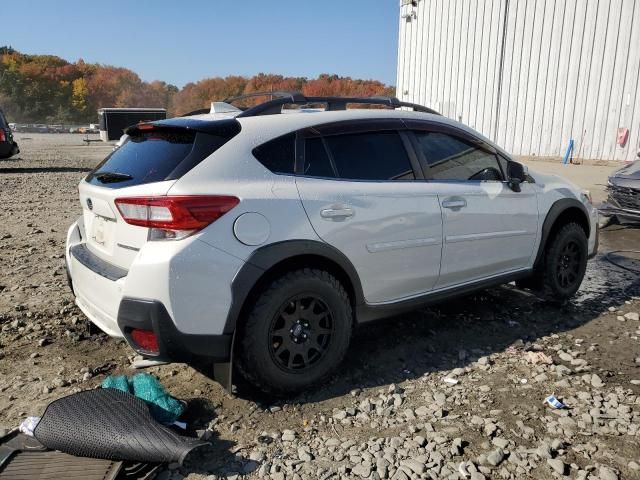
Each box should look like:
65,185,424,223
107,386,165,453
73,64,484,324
0,130,5,142
130,328,159,354
115,195,239,241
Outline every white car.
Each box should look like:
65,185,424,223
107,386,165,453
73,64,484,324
66,93,598,395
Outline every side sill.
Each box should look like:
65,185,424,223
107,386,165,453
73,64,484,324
356,269,532,323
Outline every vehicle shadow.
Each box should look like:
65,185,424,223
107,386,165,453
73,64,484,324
0,167,92,174
235,247,640,405
179,397,259,478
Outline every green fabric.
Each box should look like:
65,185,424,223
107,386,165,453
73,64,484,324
101,375,130,393
101,373,184,424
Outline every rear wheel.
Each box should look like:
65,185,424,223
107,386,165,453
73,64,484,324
237,269,352,396
540,222,588,300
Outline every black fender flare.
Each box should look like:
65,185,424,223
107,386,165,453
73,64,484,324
223,239,365,334
533,197,590,268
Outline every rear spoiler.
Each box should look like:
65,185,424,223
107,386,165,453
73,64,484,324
125,118,241,137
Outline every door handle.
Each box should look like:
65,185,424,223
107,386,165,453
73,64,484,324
320,207,354,219
441,198,467,209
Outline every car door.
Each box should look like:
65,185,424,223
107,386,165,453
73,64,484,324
295,121,443,304
407,122,539,289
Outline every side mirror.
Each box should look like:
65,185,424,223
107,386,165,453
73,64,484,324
507,161,527,192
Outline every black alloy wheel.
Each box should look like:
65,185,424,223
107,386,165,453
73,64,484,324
556,240,583,289
268,295,334,372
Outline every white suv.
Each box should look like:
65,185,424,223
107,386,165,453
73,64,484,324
66,93,598,395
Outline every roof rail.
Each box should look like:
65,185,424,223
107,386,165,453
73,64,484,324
223,91,306,104
235,93,440,117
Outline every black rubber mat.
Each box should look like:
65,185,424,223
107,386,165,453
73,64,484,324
0,432,120,480
0,450,121,480
34,389,206,464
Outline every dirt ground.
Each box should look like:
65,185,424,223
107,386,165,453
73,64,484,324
1,133,639,480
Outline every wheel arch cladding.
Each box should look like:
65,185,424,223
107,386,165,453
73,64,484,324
223,240,363,335
535,198,590,268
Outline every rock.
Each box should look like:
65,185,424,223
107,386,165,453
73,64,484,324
547,458,566,475
623,312,639,321
486,448,505,467
415,406,430,417
483,422,498,437
391,470,409,480
628,461,639,471
492,437,509,449
477,356,492,366
598,466,618,480
333,410,348,421
298,447,313,462
52,377,68,388
249,451,265,462
352,464,372,478
281,430,297,441
591,374,605,388
413,435,426,447
534,373,548,382
400,459,426,474
559,351,573,362
536,442,553,459
359,399,374,412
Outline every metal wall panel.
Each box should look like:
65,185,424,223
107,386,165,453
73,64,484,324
397,0,640,162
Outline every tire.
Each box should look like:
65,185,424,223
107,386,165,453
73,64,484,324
540,222,588,301
236,268,353,396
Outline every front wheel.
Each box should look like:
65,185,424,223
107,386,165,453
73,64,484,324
236,269,353,396
541,222,588,300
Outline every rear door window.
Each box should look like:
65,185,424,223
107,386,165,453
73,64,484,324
303,138,336,178
86,128,230,189
324,131,415,181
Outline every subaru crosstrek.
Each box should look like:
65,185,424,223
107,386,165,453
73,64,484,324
66,93,598,395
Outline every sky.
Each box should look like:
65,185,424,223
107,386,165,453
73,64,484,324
2,0,400,88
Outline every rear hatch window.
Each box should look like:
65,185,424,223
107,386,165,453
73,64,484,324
86,122,239,189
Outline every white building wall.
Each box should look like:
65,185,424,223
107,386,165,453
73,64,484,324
397,0,640,162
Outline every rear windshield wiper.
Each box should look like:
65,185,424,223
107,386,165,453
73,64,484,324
93,171,133,183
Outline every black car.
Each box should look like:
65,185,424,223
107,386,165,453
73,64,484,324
0,109,19,159
600,158,640,224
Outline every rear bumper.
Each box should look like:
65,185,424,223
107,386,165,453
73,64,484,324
65,217,243,361
0,141,18,157
118,298,232,362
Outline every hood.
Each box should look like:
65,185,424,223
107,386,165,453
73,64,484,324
611,161,640,179
609,161,640,189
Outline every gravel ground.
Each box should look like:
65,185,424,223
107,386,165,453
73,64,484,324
1,133,640,480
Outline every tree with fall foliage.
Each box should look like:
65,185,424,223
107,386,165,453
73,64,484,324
0,46,396,123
